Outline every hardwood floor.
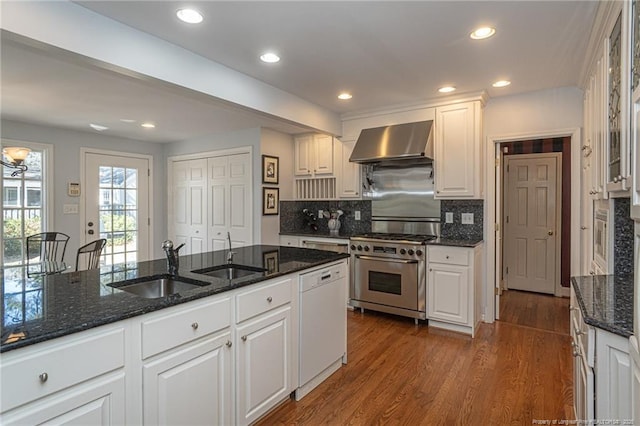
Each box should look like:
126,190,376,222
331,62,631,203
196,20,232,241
256,307,573,425
498,289,570,335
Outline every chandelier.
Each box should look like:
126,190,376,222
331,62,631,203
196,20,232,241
1,147,30,176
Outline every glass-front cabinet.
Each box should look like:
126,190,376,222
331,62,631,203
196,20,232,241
607,10,631,193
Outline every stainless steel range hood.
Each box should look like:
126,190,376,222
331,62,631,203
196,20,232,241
349,120,434,164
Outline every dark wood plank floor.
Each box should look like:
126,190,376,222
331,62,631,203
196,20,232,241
498,289,570,335
257,302,573,425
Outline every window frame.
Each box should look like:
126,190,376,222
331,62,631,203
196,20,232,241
1,139,54,266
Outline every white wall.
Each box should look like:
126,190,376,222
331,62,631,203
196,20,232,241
260,128,294,245
484,87,583,137
1,119,167,261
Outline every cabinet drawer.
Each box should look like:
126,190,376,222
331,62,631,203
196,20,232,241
236,278,292,323
0,325,125,413
142,296,231,359
428,246,470,266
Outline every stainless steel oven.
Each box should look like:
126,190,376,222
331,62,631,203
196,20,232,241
350,234,429,321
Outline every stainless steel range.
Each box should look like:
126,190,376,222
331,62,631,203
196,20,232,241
347,154,441,322
350,233,436,321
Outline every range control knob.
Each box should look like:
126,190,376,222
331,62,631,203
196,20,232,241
416,249,423,256
357,245,363,251
407,249,414,256
350,244,356,250
364,245,370,251
399,248,407,255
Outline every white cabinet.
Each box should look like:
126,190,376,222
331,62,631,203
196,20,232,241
434,101,483,199
142,333,232,425
0,324,126,425
140,297,232,425
294,133,334,176
336,139,361,198
427,244,482,336
279,235,300,247
571,288,595,422
235,277,294,426
595,330,632,421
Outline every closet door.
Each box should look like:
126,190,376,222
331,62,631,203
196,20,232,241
209,153,252,252
171,159,207,255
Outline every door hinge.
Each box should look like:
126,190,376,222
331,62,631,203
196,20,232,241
505,267,509,274
495,287,500,295
495,158,500,167
148,218,151,226
506,216,509,223
495,223,500,232
507,165,510,172
148,169,150,177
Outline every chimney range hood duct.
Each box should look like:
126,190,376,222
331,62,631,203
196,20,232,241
349,120,434,164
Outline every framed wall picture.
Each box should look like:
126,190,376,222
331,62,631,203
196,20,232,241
262,187,279,215
263,250,279,274
262,155,279,184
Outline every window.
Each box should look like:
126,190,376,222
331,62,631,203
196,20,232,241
2,143,50,267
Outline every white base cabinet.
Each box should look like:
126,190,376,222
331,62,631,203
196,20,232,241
427,244,482,336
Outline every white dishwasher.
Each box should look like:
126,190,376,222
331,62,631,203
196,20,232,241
296,261,347,401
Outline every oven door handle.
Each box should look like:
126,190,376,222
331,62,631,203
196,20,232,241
355,255,419,264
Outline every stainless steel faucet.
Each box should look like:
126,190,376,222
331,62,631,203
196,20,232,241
226,232,235,264
162,240,185,275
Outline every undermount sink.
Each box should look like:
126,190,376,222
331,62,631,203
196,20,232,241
109,274,210,299
191,264,267,280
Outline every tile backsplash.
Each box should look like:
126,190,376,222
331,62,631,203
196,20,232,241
279,200,372,236
439,200,484,240
614,198,633,277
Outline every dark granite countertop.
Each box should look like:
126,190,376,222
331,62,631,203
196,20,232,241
1,245,349,353
427,238,484,248
570,274,634,338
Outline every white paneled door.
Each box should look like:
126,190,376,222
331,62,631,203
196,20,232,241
171,159,208,255
209,153,252,252
84,151,151,265
504,154,561,295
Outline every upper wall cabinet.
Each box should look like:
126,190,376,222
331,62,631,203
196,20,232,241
631,0,640,219
607,10,632,193
336,139,361,198
294,134,334,176
434,101,483,199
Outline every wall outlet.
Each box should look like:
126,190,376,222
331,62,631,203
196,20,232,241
445,212,453,223
318,210,323,218
461,213,474,225
355,210,361,221
63,204,79,214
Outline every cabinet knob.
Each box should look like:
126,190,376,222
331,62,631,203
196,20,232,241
267,296,273,303
613,177,619,183
226,340,232,348
39,372,48,383
436,190,440,194
429,268,433,272
581,226,587,230
241,335,247,342
191,322,199,330
590,271,595,275
445,255,450,259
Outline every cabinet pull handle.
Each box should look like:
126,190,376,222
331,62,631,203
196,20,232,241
226,340,232,348
191,322,199,330
267,296,273,303
242,335,247,342
39,372,48,383
576,330,585,336
445,255,450,259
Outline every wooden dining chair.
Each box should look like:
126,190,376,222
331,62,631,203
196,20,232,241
75,239,107,271
26,232,70,264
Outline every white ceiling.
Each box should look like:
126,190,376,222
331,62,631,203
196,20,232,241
1,1,599,143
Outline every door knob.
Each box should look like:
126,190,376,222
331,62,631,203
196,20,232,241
547,230,554,236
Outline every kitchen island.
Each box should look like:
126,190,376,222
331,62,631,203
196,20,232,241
1,245,349,425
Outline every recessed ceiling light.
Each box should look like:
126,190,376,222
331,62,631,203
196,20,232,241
338,92,352,100
438,86,456,93
470,27,496,40
176,8,203,24
120,118,136,123
493,80,511,88
89,123,109,131
141,122,156,129
260,52,280,63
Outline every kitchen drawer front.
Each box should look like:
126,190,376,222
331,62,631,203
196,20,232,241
142,296,231,359
427,246,470,266
0,325,125,413
236,277,292,323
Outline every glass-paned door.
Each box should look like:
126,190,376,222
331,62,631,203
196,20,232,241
1,147,45,267
84,152,150,267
